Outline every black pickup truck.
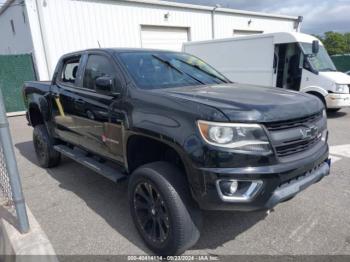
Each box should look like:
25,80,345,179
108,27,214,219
23,48,331,255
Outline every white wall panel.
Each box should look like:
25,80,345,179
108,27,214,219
4,0,297,80
36,0,212,76
215,13,296,39
0,0,34,54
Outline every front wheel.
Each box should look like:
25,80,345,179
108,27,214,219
128,162,201,255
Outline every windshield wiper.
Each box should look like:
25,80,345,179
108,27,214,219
151,55,204,85
175,58,229,83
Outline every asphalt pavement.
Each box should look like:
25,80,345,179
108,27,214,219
8,109,350,256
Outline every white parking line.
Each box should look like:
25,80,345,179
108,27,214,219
329,144,350,164
330,155,342,164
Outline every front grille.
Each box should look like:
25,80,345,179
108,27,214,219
265,111,324,158
274,135,321,157
265,111,322,131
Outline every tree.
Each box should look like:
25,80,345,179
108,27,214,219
322,31,347,55
312,34,324,42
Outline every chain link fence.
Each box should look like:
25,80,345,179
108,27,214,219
0,88,29,233
0,146,16,216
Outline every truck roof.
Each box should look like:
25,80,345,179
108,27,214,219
61,48,180,58
183,32,322,47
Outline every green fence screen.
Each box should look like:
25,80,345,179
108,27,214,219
0,54,36,113
331,55,350,73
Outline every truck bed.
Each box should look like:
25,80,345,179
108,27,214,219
23,80,51,97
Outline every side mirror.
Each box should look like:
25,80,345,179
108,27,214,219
95,76,119,96
312,40,319,54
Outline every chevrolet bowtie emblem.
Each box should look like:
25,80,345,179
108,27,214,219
300,125,318,139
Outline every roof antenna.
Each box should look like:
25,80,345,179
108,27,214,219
97,40,101,48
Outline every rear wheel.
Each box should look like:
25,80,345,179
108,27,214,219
33,124,61,168
128,162,201,255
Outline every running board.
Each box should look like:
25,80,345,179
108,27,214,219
54,145,126,182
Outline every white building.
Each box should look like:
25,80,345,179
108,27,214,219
0,0,302,80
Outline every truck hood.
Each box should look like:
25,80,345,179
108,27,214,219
319,71,350,84
156,84,323,122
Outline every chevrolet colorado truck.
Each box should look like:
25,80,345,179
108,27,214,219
23,48,331,255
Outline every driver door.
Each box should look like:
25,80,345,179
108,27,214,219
74,53,125,163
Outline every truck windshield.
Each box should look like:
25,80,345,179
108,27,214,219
118,52,229,89
301,43,337,72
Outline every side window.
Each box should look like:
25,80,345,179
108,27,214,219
83,55,118,91
60,57,81,85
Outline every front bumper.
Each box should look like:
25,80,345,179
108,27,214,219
194,144,329,211
264,160,330,209
325,93,350,108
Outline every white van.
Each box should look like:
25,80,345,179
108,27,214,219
183,32,350,112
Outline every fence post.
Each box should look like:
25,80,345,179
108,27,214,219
0,88,29,233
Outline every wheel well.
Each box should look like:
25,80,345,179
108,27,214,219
28,105,44,127
127,135,185,174
306,91,326,108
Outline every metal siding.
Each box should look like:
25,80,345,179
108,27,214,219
215,13,296,40
233,29,264,36
24,0,296,79
0,0,34,55
37,0,212,77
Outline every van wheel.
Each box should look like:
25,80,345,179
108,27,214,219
33,124,61,168
128,162,201,255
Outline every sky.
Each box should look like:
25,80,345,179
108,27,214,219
1,0,349,34
164,0,350,34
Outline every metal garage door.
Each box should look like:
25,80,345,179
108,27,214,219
141,26,189,51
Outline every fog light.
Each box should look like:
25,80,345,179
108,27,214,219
229,180,238,194
219,180,239,196
216,179,263,202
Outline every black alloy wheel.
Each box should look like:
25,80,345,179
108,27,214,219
128,162,202,255
134,181,170,244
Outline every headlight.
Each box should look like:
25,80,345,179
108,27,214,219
197,120,272,153
335,84,349,94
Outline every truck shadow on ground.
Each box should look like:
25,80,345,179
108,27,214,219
327,111,347,119
15,141,267,254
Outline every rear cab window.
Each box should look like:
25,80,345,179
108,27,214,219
57,55,82,86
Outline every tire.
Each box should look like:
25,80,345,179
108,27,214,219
327,108,341,113
33,124,61,168
128,161,201,255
